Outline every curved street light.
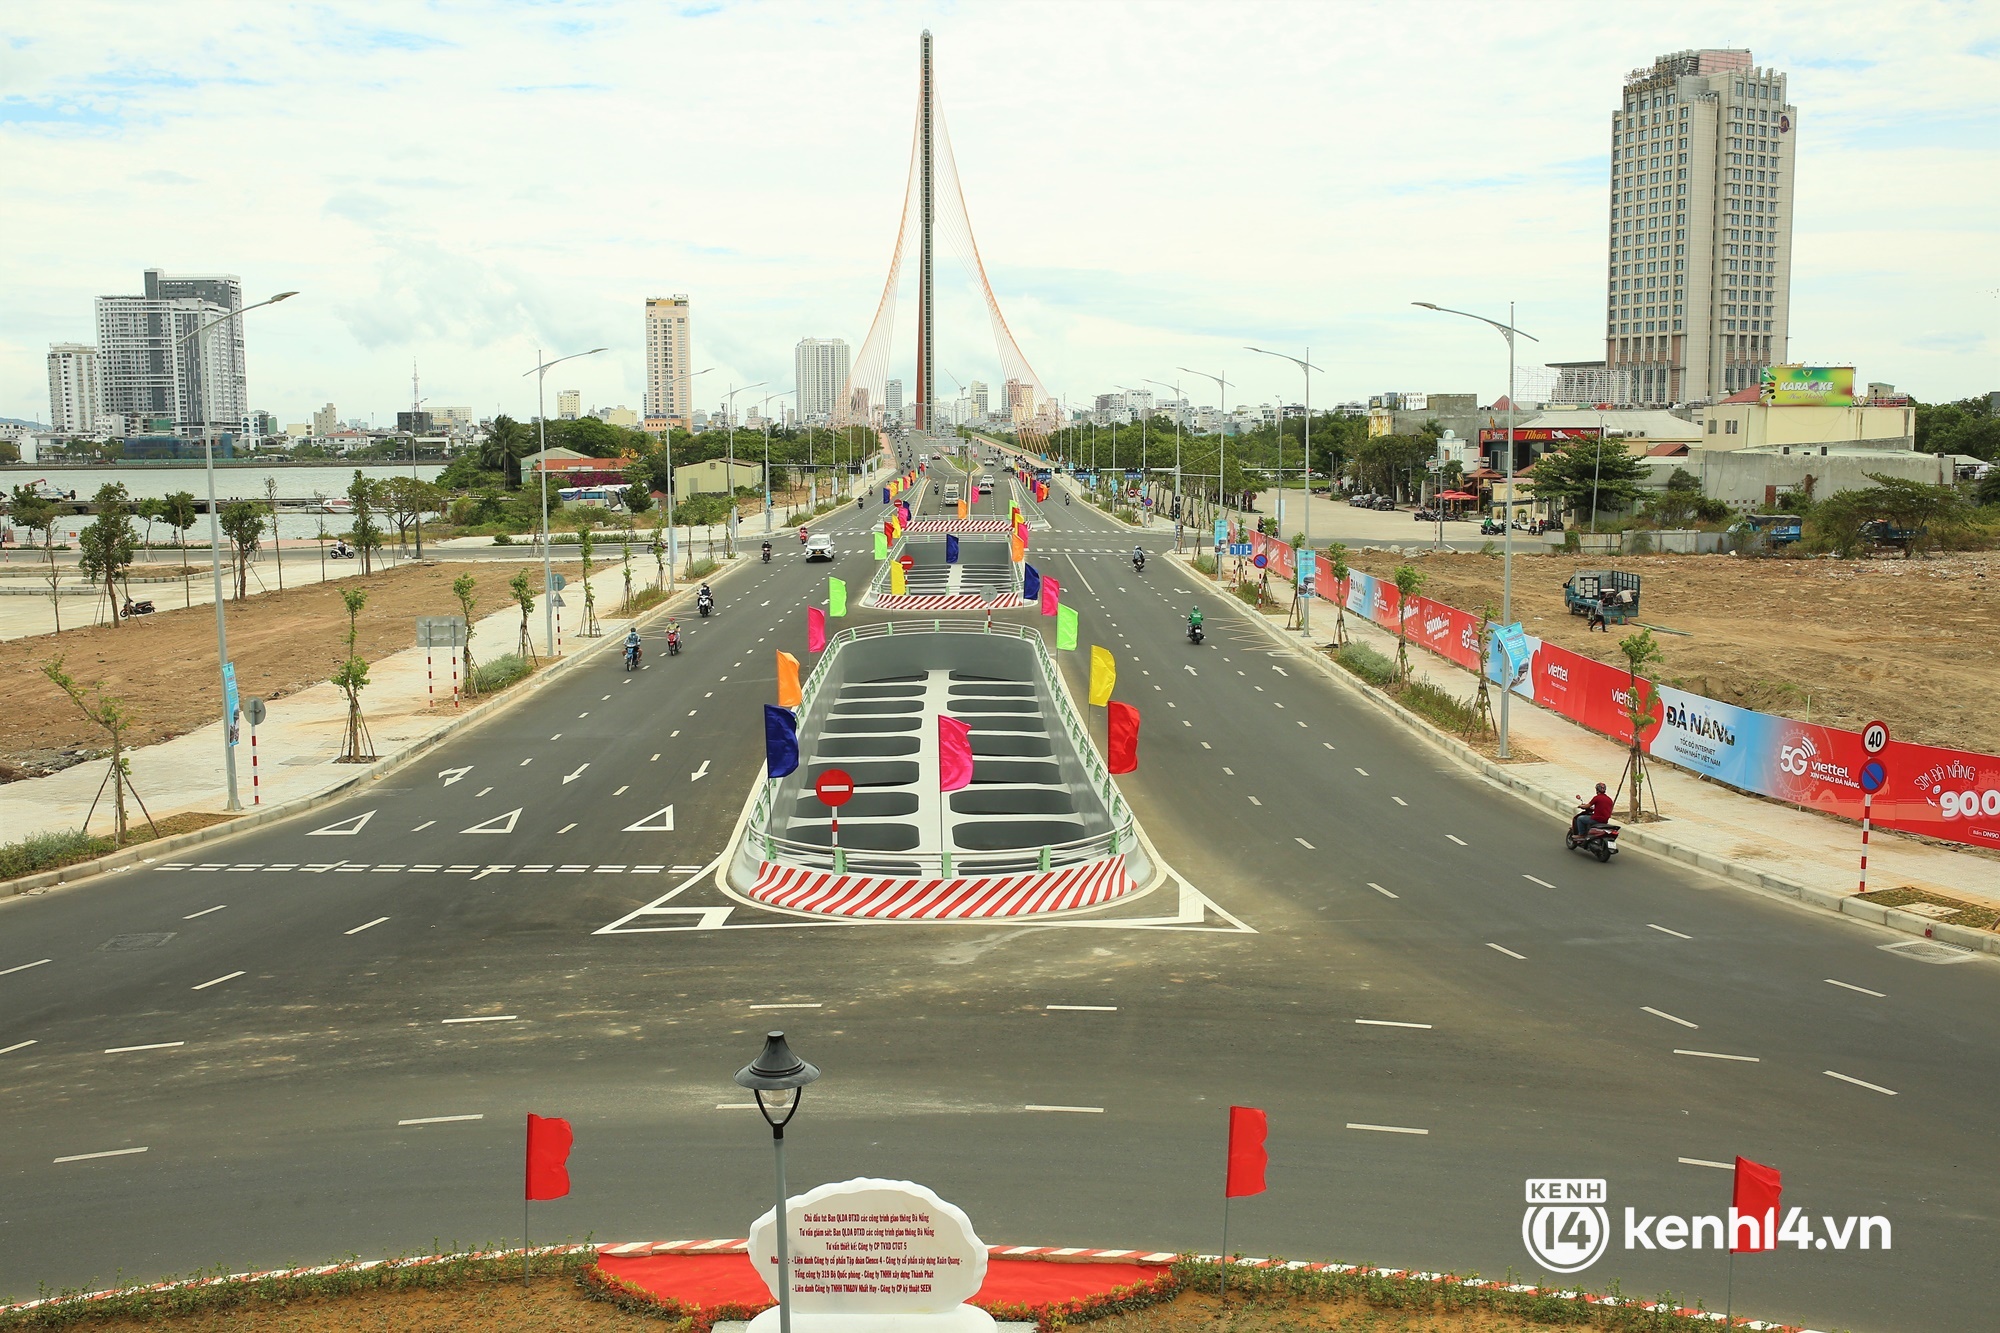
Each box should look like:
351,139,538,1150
665,367,716,587
522,346,608,654
1245,346,1325,633
1179,366,1233,577
1141,378,1186,543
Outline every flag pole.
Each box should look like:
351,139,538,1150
1724,1247,1734,1326
1219,1194,1231,1307
524,1195,530,1288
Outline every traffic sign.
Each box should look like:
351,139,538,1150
816,768,856,808
550,572,568,591
1253,553,1268,569
1860,761,1887,794
1227,542,1254,557
243,696,267,727
416,615,466,648
1862,720,1890,755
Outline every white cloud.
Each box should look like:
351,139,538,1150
2,0,1996,425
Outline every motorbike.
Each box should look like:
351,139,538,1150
1187,621,1204,645
329,543,356,560
1565,811,1623,863
697,594,714,618
666,629,682,656
762,544,772,563
1480,518,1503,536
624,641,642,671
1132,552,1146,573
121,599,156,617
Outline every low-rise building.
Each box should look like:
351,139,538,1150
673,458,763,495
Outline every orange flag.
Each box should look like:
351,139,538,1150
1009,532,1026,564
957,500,968,520
776,650,801,708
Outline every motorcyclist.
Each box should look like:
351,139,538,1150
664,617,681,652
798,525,809,544
624,627,642,665
1573,783,1615,839
1188,606,1203,633
1132,545,1145,570
762,540,772,562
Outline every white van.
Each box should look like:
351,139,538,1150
943,483,960,502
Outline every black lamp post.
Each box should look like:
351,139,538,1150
735,1031,820,1333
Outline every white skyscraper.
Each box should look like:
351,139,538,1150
883,377,904,423
95,268,249,439
645,295,693,426
556,389,581,420
47,343,100,435
795,337,852,422
1606,49,1795,406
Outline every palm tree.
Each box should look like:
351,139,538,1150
480,415,535,489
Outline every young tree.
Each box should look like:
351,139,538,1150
619,519,634,611
651,508,668,590
264,476,285,591
1391,563,1426,682
509,568,538,662
579,524,599,636
218,500,265,599
334,587,374,761
41,657,156,846
452,573,481,696
77,483,138,627
381,475,441,555
10,486,64,634
347,471,383,574
159,490,199,607
1616,628,1666,820
1325,542,1351,646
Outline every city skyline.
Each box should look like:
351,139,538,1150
3,2,1995,429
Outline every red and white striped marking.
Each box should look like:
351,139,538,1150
864,592,1026,611
750,856,1135,919
907,518,1011,533
1858,790,1872,894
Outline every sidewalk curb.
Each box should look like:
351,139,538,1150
1162,553,2000,961
1,559,751,901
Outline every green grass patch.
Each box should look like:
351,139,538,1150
0,828,113,881
470,653,534,694
614,587,669,617
682,558,719,580
1399,678,1490,738
1192,555,1218,577
1333,641,1397,686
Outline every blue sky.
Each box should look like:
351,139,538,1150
2,0,1996,425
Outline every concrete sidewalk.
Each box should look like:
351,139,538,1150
1167,552,2000,948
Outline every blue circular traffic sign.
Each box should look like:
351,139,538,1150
1253,553,1268,569
1860,761,1886,794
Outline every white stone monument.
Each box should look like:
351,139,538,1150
746,1177,995,1332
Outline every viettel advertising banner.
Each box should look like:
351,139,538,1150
1764,364,1856,407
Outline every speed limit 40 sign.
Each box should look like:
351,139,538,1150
1862,720,1890,755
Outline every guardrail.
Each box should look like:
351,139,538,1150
742,619,1134,878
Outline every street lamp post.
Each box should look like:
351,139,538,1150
522,346,608,655
724,381,767,557
758,388,794,532
1142,378,1185,541
734,1032,821,1333
666,366,717,587
1414,302,1538,759
1179,367,1232,573
177,289,297,812
1246,347,1323,633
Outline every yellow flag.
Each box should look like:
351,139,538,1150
889,561,907,595
1089,645,1115,706
776,651,801,708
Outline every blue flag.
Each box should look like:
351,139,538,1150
1022,563,1041,601
764,704,799,779
945,533,960,564
881,486,891,504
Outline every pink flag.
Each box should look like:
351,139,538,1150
807,606,826,653
1041,575,1060,616
938,715,973,792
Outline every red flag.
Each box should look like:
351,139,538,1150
1107,700,1139,774
1731,1156,1781,1252
525,1113,573,1201
807,606,826,653
1040,575,1059,616
939,714,973,792
1225,1105,1267,1198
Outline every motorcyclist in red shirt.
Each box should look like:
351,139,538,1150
1573,782,1615,838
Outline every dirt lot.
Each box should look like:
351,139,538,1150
1345,547,2000,754
0,560,579,775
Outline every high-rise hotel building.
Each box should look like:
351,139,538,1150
644,295,693,428
1607,49,1795,406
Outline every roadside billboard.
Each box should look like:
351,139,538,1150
1762,365,1856,407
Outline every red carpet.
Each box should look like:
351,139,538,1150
599,1251,1167,1313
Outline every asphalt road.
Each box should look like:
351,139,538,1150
0,444,1989,1332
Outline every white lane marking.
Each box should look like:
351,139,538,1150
1,959,54,977
345,917,390,935
2,1040,38,1055
562,763,590,784
1368,883,1398,898
750,1002,823,1009
1296,838,1315,849
54,1147,148,1164
192,971,244,991
439,766,471,786
398,1114,484,1126
1346,1123,1428,1135
1826,979,1886,997
1064,555,1096,595
1674,1049,1759,1062
442,1015,518,1024
519,757,533,766
412,821,436,832
558,823,578,834
716,1103,760,1110
475,786,492,797
1200,741,1211,749
614,785,629,796
1272,666,1288,676
579,712,590,718
1825,1070,1897,1095
1221,767,1235,776
1679,1157,1732,1170
1446,834,1467,846
1026,1104,1103,1114
651,753,661,762
1649,924,1692,939
1355,1019,1432,1029
1523,874,1555,888
1392,796,1408,806
1486,943,1525,959
1248,796,1262,806
105,1042,185,1054
551,734,562,740
1046,1005,1118,1012
1322,742,1334,750
602,694,612,701
691,760,711,781
1355,767,1369,777
1643,1006,1699,1029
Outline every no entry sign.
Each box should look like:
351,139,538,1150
816,768,856,808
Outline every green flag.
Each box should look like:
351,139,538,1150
828,577,847,618
873,530,888,560
1056,603,1077,651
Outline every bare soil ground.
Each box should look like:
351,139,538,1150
0,560,580,774
1347,548,2000,754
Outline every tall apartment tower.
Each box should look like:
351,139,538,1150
644,295,693,426
883,378,904,422
556,389,581,420
95,268,249,439
794,337,852,421
1606,50,1795,406
47,343,100,435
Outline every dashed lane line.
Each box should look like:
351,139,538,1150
1523,874,1554,888
1642,1006,1699,1029
1025,1105,1104,1114
750,1003,823,1010
398,1115,483,1126
1825,1070,1897,1096
442,1015,518,1024
105,1042,184,1054
2,959,54,976
1445,835,1467,846
183,905,226,919
1346,1123,1428,1135
54,1147,147,1164
1355,1019,1432,1029
1674,1049,1759,1063
1046,1005,1118,1012
1368,883,1398,899
1679,1157,1732,1170
2,1040,39,1055
1486,944,1525,960
1826,979,1885,997
1648,924,1692,940
345,917,390,935
1295,838,1315,849
192,972,244,991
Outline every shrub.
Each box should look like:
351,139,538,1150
0,828,113,882
1193,555,1218,577
1334,641,1397,686
1401,678,1489,736
491,532,514,546
683,557,719,579
616,587,668,617
470,653,533,693
1625,528,1654,555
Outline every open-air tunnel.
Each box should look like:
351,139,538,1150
887,534,1016,598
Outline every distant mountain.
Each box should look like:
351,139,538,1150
0,417,48,429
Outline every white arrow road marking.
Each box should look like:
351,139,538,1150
461,808,522,834
623,806,676,832
1272,666,1288,676
307,811,374,836
1184,664,1197,675
562,763,590,784
690,761,711,782
438,767,472,787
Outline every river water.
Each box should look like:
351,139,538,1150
2,462,449,544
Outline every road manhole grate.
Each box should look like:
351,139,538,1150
98,932,178,952
1878,939,1974,964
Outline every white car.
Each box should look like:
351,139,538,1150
805,533,836,562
